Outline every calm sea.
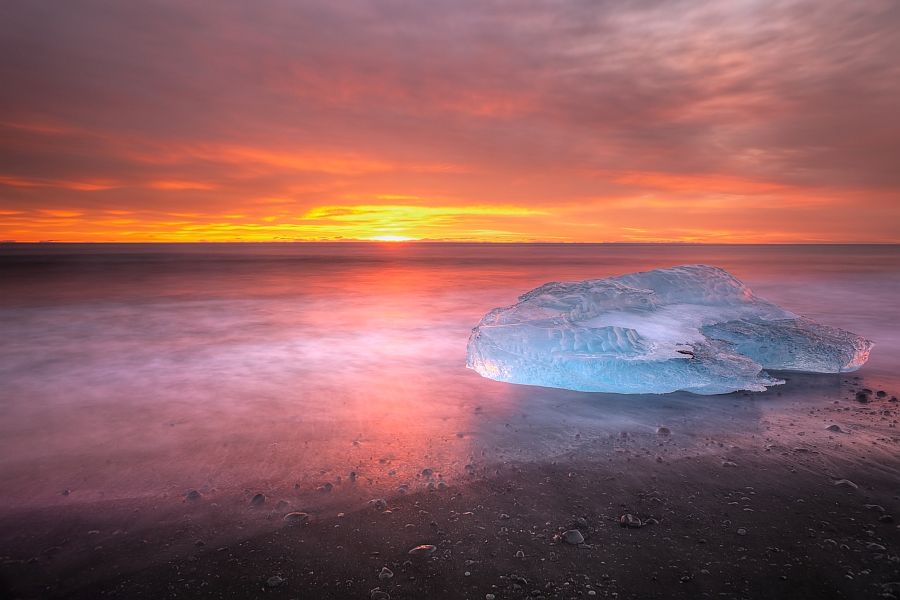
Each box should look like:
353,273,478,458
1,243,898,509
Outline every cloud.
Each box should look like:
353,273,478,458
0,0,898,241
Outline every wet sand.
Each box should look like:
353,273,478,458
2,374,898,600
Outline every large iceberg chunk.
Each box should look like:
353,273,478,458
466,265,873,395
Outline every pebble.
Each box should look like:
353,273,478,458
825,424,844,433
737,528,747,536
515,550,525,558
283,512,309,526
619,514,642,528
368,498,388,511
656,426,671,435
833,479,858,489
378,566,394,580
562,529,585,544
486,595,496,600
370,588,390,600
250,493,266,507
185,490,202,501
266,575,284,588
408,544,437,557
722,461,739,468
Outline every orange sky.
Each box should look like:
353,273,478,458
1,1,898,243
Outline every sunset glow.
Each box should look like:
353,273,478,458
1,1,898,243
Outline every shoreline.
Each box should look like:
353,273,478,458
2,381,898,600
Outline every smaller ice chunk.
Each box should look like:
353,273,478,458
466,265,873,395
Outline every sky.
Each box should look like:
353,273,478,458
1,0,899,243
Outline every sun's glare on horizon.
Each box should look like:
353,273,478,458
0,1,898,243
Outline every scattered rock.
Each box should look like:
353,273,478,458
879,515,895,523
876,390,887,398
619,514,642,528
250,493,266,507
185,489,202,501
408,544,437,557
378,566,393,580
833,479,858,489
562,529,585,544
515,550,525,558
317,482,333,493
722,461,739,468
368,498,388,511
283,512,309,526
855,391,870,403
266,575,284,588
656,426,671,435
736,527,747,536
370,588,390,600
825,424,844,433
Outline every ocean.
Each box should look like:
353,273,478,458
1,243,898,510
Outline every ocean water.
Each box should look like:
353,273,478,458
1,243,898,512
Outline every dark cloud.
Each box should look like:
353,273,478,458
0,0,898,241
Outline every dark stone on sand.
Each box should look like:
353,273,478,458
370,589,390,600
185,490,202,501
825,424,844,433
368,498,388,511
656,426,671,435
876,390,887,398
250,493,266,507
879,514,894,523
562,529,585,544
283,512,309,526
619,514,642,528
856,391,870,403
266,575,284,588
408,544,437,557
378,566,394,580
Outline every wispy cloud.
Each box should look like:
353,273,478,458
0,0,897,241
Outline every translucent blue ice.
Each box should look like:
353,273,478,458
466,265,873,395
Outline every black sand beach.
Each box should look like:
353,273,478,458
2,374,898,600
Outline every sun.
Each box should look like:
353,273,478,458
366,235,418,242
